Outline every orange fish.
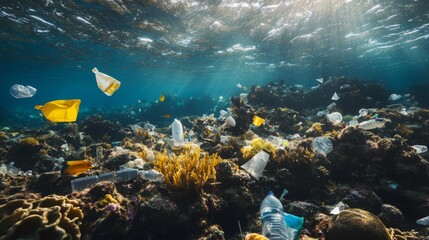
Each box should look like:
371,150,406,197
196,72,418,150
162,114,171,118
159,95,165,102
63,160,93,176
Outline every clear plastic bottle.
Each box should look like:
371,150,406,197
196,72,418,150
260,191,291,240
171,119,184,146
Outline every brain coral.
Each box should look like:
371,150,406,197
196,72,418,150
0,195,83,240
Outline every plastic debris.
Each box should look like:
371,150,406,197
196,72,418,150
416,216,429,226
279,188,289,200
326,112,343,124
317,110,327,117
253,116,265,127
388,181,398,190
260,191,303,240
96,146,104,162
388,93,401,101
358,118,386,130
35,99,81,122
236,83,242,88
172,118,185,146
358,108,368,117
267,136,289,149
10,84,37,99
330,202,346,215
0,164,21,176
241,151,270,180
220,135,229,144
71,168,164,192
92,67,121,96
311,136,333,156
326,102,337,110
411,145,428,154
348,119,359,127
399,108,408,116
331,92,340,101
130,124,144,135
225,116,236,127
316,78,323,84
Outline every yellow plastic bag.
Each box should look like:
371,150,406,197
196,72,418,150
35,99,81,122
92,67,121,96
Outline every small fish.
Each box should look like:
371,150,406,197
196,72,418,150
253,115,265,127
331,92,340,101
162,114,171,118
159,95,165,102
63,160,93,176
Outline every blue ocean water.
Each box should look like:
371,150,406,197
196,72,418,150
1,0,428,125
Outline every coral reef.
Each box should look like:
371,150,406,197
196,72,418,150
326,208,390,240
241,138,277,160
0,195,83,240
154,144,222,192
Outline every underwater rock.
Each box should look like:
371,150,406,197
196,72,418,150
30,172,68,196
378,204,404,228
285,201,320,221
81,115,126,142
104,149,138,170
198,224,225,240
6,137,43,171
326,208,390,240
340,188,382,214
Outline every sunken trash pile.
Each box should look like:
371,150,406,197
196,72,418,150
1,77,429,240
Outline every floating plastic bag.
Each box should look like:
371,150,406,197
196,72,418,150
241,151,269,180
92,67,121,96
35,99,81,122
10,84,37,99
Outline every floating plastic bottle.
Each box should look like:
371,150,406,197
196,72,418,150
326,112,342,124
171,119,184,146
71,169,164,192
92,67,121,96
260,192,303,240
311,136,333,156
416,216,429,226
241,151,269,180
35,99,81,122
10,84,37,99
411,145,427,154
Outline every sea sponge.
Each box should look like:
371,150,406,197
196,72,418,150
326,208,390,240
19,137,40,146
0,195,83,240
154,144,222,192
245,233,269,240
241,138,277,160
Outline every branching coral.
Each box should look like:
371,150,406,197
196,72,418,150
0,195,83,240
241,138,277,160
154,144,222,192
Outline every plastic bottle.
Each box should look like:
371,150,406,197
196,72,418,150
260,191,291,240
139,169,164,182
172,119,184,146
311,136,333,155
92,67,121,96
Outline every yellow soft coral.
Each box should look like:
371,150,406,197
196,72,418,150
241,138,277,160
245,233,269,240
154,144,222,192
98,194,119,207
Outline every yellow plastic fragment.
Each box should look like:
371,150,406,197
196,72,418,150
253,115,265,127
35,99,81,122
